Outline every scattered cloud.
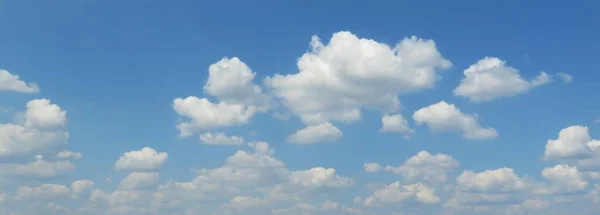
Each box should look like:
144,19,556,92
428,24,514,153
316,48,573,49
379,114,414,137
115,147,168,171
0,69,40,93
173,57,269,137
557,72,573,83
287,122,342,144
413,101,498,140
199,132,245,145
454,57,552,102
57,150,83,159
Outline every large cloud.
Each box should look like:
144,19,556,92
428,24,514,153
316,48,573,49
265,31,451,125
413,101,498,140
454,57,551,102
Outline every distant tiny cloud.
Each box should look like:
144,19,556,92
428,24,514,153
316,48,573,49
557,72,573,84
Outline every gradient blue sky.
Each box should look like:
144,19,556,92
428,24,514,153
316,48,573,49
1,0,599,214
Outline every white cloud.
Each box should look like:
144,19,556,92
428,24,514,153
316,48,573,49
173,57,269,137
379,114,414,136
289,167,354,188
115,147,168,171
57,150,83,159
199,132,244,145
23,99,67,129
0,99,69,157
363,182,439,206
456,168,527,193
15,184,71,200
557,72,573,83
541,164,587,194
364,163,381,173
543,125,594,161
384,151,459,184
413,101,498,140
119,172,160,190
0,70,39,93
272,202,317,215
454,57,552,102
265,31,451,125
221,195,269,211
204,57,270,109
71,180,94,197
0,159,75,178
287,122,342,144
173,97,257,137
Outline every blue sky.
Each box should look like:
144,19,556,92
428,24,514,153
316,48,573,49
1,0,599,214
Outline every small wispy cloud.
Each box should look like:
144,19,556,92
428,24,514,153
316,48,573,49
557,72,573,84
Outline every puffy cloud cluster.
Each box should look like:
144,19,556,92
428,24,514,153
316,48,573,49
0,99,69,157
173,57,269,137
265,31,451,126
2,33,595,215
382,151,459,184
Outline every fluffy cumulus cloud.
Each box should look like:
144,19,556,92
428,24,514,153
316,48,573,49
173,97,257,137
173,57,269,137
265,31,451,125
119,172,160,190
0,70,40,93
413,101,498,140
540,164,587,194
71,180,94,197
456,168,527,193
288,167,354,188
286,122,342,144
383,151,459,184
543,125,594,161
4,34,599,215
115,147,168,171
204,57,270,109
454,57,552,102
379,114,414,136
0,99,69,157
67,141,357,214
